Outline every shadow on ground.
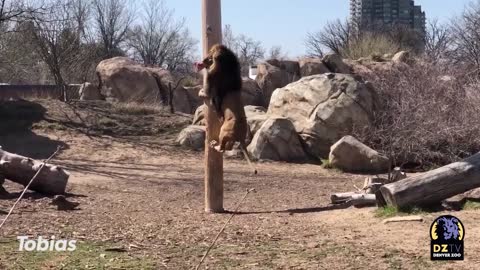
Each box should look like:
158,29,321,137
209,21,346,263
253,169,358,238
0,99,68,158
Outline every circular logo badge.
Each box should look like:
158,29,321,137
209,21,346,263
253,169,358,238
430,215,464,241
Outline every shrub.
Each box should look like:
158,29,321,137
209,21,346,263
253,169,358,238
355,61,480,169
342,33,400,60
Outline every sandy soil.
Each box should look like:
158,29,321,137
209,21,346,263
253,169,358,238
0,100,479,269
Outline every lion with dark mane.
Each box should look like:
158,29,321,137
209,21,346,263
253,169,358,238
196,44,256,174
197,44,242,116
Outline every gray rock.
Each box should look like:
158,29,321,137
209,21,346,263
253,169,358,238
268,73,377,158
329,135,390,173
247,118,307,162
322,54,352,74
96,57,173,104
192,104,206,125
255,60,300,104
244,105,269,137
176,125,205,150
298,58,330,77
241,78,266,107
79,82,103,101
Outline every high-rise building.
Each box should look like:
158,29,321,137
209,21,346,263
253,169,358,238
350,0,426,34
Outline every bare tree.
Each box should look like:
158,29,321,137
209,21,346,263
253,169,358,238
222,24,237,50
385,24,424,53
268,45,287,60
70,0,90,38
424,19,450,62
0,0,46,26
162,30,197,73
304,33,324,57
92,0,133,59
0,26,40,83
235,34,264,74
127,0,196,71
305,19,354,57
450,1,480,71
26,0,93,99
221,25,264,75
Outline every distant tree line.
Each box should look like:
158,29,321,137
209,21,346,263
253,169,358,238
0,0,201,86
305,0,480,73
0,0,287,86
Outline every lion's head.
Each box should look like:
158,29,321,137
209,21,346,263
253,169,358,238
199,44,238,73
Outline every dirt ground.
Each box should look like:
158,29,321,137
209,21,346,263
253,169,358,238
0,99,479,270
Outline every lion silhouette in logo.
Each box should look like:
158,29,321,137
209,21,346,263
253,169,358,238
431,216,463,241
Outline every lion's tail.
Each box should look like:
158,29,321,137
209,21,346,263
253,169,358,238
240,144,257,175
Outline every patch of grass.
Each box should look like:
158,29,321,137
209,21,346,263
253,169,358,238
97,118,118,127
463,200,480,210
321,159,334,169
33,122,67,131
112,102,164,115
0,238,156,270
375,205,429,218
375,206,399,218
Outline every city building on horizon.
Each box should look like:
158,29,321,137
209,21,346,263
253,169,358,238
350,0,426,34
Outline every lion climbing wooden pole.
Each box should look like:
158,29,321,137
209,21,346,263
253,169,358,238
202,0,223,213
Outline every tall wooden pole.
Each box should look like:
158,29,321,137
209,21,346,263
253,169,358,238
202,0,223,213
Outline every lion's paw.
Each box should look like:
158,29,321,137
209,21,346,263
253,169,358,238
214,145,224,153
209,140,218,148
198,89,209,98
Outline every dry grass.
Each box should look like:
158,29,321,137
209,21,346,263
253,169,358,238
111,102,166,115
342,33,400,60
356,61,480,168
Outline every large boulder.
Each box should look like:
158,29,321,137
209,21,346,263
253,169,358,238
192,104,206,125
244,105,267,118
241,78,266,107
322,54,352,74
329,136,389,173
266,59,300,76
256,60,301,105
247,118,307,162
173,85,202,114
176,125,205,150
268,73,377,158
244,105,268,136
96,57,173,104
79,82,103,101
298,58,330,77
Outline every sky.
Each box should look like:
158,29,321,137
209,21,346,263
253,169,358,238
164,0,473,58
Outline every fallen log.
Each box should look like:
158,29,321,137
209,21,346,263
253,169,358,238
0,147,69,195
351,194,376,207
379,152,480,208
331,192,357,204
330,192,376,207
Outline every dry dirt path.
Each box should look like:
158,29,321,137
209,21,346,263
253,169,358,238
0,131,478,269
